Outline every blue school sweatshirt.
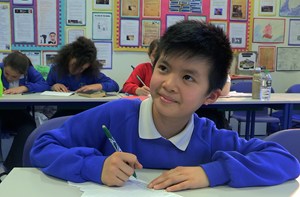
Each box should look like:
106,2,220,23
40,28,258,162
0,63,49,92
30,98,300,188
46,66,119,92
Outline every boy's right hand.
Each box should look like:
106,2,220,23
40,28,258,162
101,152,143,186
51,84,69,92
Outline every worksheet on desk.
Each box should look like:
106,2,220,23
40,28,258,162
40,91,75,96
69,177,182,197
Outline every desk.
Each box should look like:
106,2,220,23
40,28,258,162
1,93,300,139
0,168,299,197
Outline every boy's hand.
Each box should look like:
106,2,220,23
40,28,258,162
135,86,150,96
101,152,143,186
148,166,209,192
52,84,69,92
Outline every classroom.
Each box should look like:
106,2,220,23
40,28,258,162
0,0,300,196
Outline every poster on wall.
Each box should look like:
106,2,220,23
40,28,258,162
36,0,58,46
92,12,112,40
95,42,112,69
12,0,33,5
120,19,139,46
276,47,300,71
288,19,300,45
21,51,41,66
121,0,139,18
93,0,112,10
258,46,276,71
42,51,57,66
253,18,285,43
143,0,160,17
0,3,11,51
230,0,248,21
66,28,85,44
13,8,34,43
66,0,86,26
258,0,276,16
279,0,300,17
210,0,228,20
141,20,160,46
229,22,247,48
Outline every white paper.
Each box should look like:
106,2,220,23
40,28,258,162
220,91,252,98
66,0,86,25
94,42,112,69
166,15,185,28
67,28,85,44
0,3,11,51
69,177,182,197
40,91,75,97
13,8,34,43
210,0,228,20
36,0,58,45
92,13,112,40
229,22,246,48
120,19,139,46
289,20,300,45
93,0,112,10
12,0,33,5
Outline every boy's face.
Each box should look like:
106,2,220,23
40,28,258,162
150,54,220,120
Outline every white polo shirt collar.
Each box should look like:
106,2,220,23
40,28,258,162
139,97,194,151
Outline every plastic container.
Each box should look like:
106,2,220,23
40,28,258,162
260,69,272,101
252,67,261,99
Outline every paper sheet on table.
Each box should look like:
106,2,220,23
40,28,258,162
40,91,75,96
69,177,182,197
220,91,252,98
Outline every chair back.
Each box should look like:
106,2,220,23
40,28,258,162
230,81,275,93
22,115,72,167
286,84,300,93
264,129,300,163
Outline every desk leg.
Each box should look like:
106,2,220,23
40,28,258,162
282,104,292,129
245,111,251,140
250,111,256,139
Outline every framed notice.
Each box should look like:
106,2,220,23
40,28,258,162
258,46,276,71
276,47,300,71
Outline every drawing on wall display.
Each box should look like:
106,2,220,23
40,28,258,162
276,47,300,71
253,18,285,43
280,0,300,16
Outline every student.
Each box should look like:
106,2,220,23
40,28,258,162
30,21,299,192
122,39,159,96
0,51,49,175
46,36,119,117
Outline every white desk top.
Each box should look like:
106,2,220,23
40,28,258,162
1,93,300,105
0,168,299,197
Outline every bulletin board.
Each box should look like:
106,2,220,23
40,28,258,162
113,0,254,52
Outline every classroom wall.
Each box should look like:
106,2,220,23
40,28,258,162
2,0,300,93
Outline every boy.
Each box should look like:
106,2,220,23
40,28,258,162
30,21,300,192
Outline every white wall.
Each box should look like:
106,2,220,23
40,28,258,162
96,1,300,93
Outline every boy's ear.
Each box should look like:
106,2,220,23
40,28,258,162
203,89,221,105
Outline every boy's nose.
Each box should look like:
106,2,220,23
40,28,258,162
162,74,178,92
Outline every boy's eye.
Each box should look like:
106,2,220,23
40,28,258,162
158,65,168,72
183,75,193,81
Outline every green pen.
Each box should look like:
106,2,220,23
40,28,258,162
102,125,137,178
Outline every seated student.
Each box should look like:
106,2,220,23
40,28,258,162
195,75,231,129
30,21,299,192
46,36,119,117
122,39,159,96
0,51,49,177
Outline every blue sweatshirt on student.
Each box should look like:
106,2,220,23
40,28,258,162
0,63,49,92
30,98,300,188
46,66,119,92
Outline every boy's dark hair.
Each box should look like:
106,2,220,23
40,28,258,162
54,36,101,78
3,51,33,74
147,39,159,57
156,20,233,94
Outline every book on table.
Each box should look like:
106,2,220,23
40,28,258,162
77,90,106,98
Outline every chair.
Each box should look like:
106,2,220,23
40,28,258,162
22,115,72,167
264,128,300,163
230,81,280,138
269,84,300,133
